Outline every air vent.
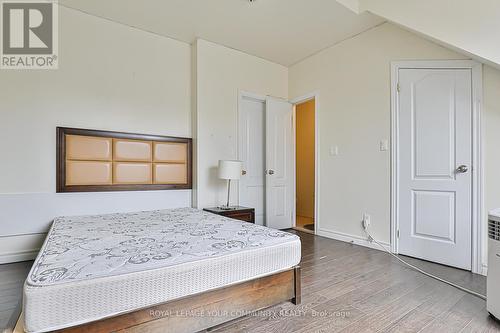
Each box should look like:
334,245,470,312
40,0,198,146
489,219,500,241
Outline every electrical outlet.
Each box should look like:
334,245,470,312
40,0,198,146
362,213,371,230
379,140,389,151
329,146,338,156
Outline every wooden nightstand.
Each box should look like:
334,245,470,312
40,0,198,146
203,206,255,223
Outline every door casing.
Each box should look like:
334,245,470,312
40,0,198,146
390,60,484,275
237,91,294,229
238,91,320,234
290,93,320,235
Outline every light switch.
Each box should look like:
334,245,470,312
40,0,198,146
329,146,338,156
379,140,389,151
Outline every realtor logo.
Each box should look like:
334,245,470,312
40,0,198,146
1,1,58,69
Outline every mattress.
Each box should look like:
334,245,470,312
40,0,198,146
23,208,301,333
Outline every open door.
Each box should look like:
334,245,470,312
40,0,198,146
265,97,294,229
238,95,266,226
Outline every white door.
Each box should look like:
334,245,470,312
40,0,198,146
238,96,266,225
398,68,472,270
265,97,294,229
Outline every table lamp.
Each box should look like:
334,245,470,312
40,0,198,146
218,160,242,210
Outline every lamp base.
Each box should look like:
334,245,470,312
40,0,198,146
217,205,238,211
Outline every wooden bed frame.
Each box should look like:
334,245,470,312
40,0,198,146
14,267,301,333
9,127,301,333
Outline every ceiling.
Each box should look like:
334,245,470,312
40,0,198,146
59,0,384,66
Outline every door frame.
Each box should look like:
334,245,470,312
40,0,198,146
390,60,484,275
290,92,320,235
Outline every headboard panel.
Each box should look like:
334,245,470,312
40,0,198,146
56,127,192,192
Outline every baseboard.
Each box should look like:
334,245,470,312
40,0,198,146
0,233,45,264
0,250,39,264
481,263,488,276
317,228,391,252
317,228,489,276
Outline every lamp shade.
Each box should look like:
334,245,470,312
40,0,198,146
218,160,242,180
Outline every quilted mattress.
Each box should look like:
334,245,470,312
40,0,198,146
23,208,301,333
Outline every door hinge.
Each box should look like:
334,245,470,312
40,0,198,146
397,229,400,238
397,83,400,93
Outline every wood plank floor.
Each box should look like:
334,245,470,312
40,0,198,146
1,230,499,332
210,230,499,333
0,260,31,331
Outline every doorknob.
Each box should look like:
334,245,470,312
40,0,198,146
456,165,468,173
268,169,275,175
241,170,247,176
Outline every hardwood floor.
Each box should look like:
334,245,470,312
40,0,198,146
295,216,315,234
0,260,31,331
1,231,499,332
210,230,499,333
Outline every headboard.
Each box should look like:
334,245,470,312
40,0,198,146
56,127,192,192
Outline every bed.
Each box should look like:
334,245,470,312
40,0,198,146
22,208,301,333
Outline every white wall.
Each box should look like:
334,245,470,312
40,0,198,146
290,22,500,271
0,6,192,262
3,7,499,271
483,66,500,257
194,39,288,208
0,13,289,263
289,23,464,243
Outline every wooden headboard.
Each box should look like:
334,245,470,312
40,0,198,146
56,127,192,192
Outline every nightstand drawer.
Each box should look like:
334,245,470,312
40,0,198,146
226,212,253,222
203,207,255,224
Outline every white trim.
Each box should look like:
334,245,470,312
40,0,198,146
290,92,320,235
0,249,39,264
289,92,317,105
481,264,488,276
292,105,297,229
238,91,320,231
317,228,391,252
238,90,267,103
390,63,399,255
0,232,46,264
390,60,484,275
471,63,485,275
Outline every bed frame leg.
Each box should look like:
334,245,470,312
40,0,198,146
292,266,301,305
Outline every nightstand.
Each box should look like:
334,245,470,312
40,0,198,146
203,206,255,223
